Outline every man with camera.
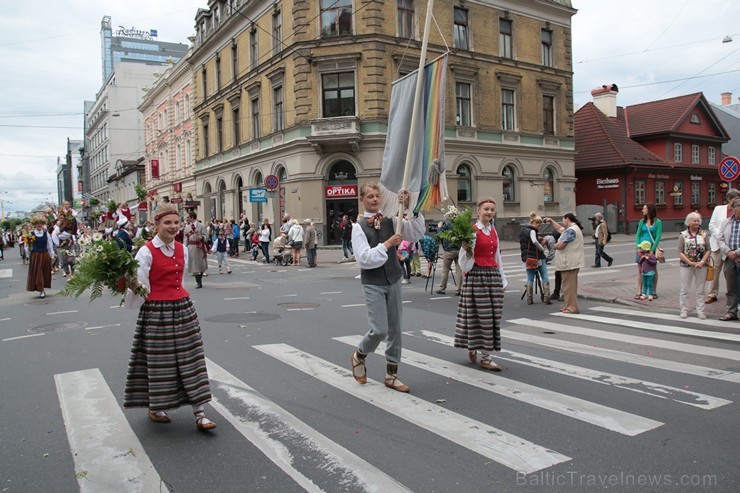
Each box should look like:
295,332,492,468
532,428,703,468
590,213,613,268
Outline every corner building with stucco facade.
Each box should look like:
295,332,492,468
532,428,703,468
191,0,576,243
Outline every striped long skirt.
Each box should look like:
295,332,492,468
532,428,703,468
124,297,212,411
26,251,51,292
454,265,505,352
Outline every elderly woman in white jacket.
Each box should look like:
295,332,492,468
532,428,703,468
287,219,305,266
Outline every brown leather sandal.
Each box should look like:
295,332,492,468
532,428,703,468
480,357,502,372
194,411,217,431
384,374,410,393
351,352,367,384
719,313,738,321
147,409,171,423
468,351,477,364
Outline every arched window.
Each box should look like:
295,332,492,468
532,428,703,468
278,166,287,182
327,160,357,183
184,94,190,119
185,139,191,167
502,165,515,202
235,175,244,217
457,163,472,203
543,167,555,203
218,180,226,219
175,144,182,170
254,171,262,186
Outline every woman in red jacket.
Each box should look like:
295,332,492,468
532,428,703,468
123,204,217,431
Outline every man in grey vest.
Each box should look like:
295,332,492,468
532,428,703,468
350,183,425,392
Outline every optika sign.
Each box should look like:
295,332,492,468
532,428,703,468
596,178,620,189
325,185,358,198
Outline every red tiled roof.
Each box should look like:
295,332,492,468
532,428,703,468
574,103,664,170
624,93,704,137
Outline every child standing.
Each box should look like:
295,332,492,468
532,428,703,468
211,231,232,274
124,204,217,431
637,240,657,300
349,184,424,393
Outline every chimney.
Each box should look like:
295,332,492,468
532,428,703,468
721,92,732,105
591,84,619,118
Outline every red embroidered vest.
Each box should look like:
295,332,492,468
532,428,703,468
146,241,189,301
473,226,499,267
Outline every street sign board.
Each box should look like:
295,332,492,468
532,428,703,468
719,156,740,181
264,174,279,191
249,187,268,203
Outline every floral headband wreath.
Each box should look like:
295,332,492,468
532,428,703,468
476,197,496,207
154,209,179,222
30,217,47,226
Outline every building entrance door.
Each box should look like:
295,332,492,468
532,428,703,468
326,200,358,245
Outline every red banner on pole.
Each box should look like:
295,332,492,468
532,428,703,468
151,159,160,179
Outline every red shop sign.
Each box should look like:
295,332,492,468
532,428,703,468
151,159,160,179
325,185,358,198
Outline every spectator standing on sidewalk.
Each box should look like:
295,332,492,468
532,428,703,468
706,189,739,304
259,219,272,264
591,213,613,268
398,240,414,284
546,213,585,314
677,212,710,319
519,212,551,304
637,241,658,300
303,219,317,268
230,219,240,257
716,196,740,321
419,233,437,280
436,216,462,295
634,204,663,299
287,219,304,266
340,215,354,261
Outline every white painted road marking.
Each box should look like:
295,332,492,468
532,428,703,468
206,359,411,493
47,310,79,315
224,296,251,300
54,368,164,492
591,306,740,333
335,336,663,434
509,318,740,362
0,269,11,279
408,331,731,410
85,324,121,331
254,343,571,473
3,333,43,342
501,327,740,385
555,312,740,344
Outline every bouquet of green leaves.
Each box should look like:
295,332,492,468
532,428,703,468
61,235,148,304
437,207,476,249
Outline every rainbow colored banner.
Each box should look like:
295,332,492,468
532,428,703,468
380,55,447,213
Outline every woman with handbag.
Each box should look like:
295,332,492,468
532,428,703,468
634,204,663,299
518,212,551,304
677,212,711,319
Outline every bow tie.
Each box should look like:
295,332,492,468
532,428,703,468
369,213,383,229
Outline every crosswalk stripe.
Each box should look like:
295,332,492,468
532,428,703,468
501,328,740,384
554,312,740,344
334,336,663,434
590,306,740,333
206,359,410,493
253,343,571,474
406,331,731,410
510,318,740,362
54,369,164,493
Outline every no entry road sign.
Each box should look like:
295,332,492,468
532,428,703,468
719,156,740,181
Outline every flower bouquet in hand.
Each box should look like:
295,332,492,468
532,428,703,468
61,235,147,304
437,207,476,252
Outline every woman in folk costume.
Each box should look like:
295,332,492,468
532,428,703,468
184,211,209,288
26,217,55,298
124,204,217,431
455,197,508,371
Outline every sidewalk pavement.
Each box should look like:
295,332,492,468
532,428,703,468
320,232,728,318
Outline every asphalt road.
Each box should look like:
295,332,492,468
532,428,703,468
0,244,738,492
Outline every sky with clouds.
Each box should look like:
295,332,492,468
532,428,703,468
1,0,739,213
